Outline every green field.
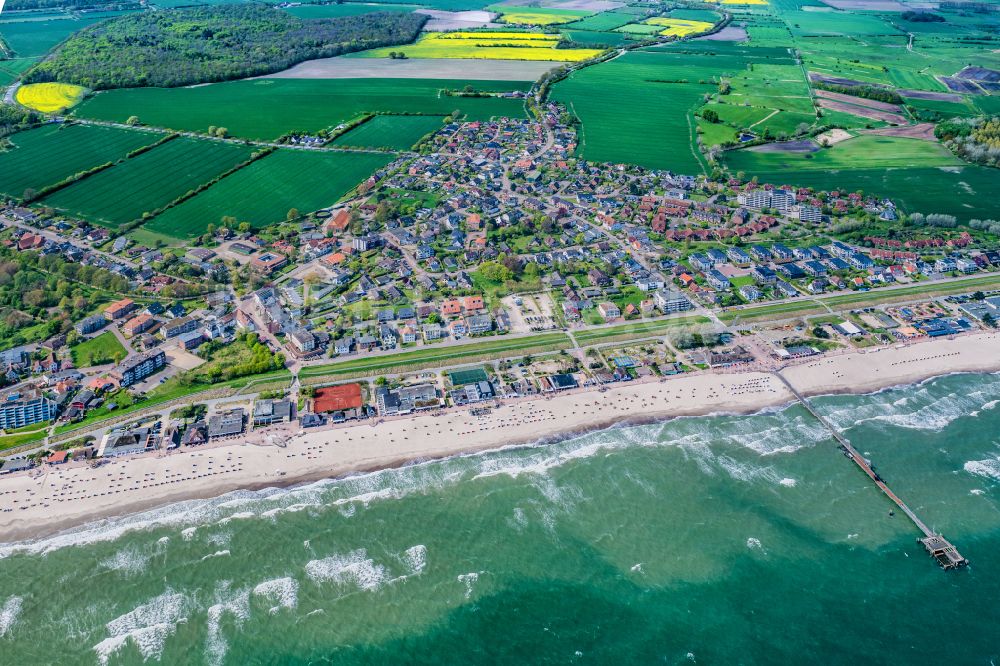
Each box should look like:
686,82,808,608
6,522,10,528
0,14,120,58
561,12,635,31
724,135,961,173
0,124,158,200
331,114,444,150
70,330,126,367
282,3,416,18
43,137,255,228
719,163,1000,222
146,148,395,237
75,79,531,141
560,30,632,46
299,332,572,380
0,57,37,86
553,51,714,172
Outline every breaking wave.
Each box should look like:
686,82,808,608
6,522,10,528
92,590,190,666
0,595,23,638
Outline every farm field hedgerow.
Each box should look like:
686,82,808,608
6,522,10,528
331,114,444,150
0,124,157,199
145,149,395,238
43,136,255,228
356,31,603,61
75,79,530,141
15,82,87,113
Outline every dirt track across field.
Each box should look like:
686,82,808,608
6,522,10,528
261,57,565,81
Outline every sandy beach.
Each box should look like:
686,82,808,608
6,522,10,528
1,331,998,544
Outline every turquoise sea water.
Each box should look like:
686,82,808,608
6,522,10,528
2,373,1000,665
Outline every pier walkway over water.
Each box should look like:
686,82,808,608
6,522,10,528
773,371,968,570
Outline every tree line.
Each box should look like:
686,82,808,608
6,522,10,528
936,115,1000,167
24,5,427,89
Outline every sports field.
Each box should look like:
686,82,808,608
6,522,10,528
43,137,255,228
145,149,395,237
331,114,444,150
75,79,530,141
356,31,603,61
15,82,86,113
0,124,157,199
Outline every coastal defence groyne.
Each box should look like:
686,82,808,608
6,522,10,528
774,371,968,570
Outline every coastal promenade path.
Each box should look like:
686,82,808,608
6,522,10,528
773,370,968,570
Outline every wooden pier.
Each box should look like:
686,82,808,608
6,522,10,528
774,371,968,570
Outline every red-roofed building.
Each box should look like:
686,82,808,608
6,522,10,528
324,209,351,234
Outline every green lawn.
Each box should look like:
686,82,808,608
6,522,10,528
145,148,395,237
70,330,126,367
721,274,1000,323
300,332,572,380
75,78,531,141
573,315,711,344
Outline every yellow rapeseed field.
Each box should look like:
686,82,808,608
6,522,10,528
645,18,715,37
15,82,87,113
498,9,589,26
360,31,603,61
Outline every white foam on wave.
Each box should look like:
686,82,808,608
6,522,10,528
92,590,189,666
200,550,230,562
820,375,1000,434
99,543,159,576
0,595,23,637
746,537,764,552
964,457,1000,481
305,549,388,591
403,545,427,575
253,577,298,614
457,572,481,600
205,581,250,666
970,488,986,496
779,478,797,488
180,527,197,541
